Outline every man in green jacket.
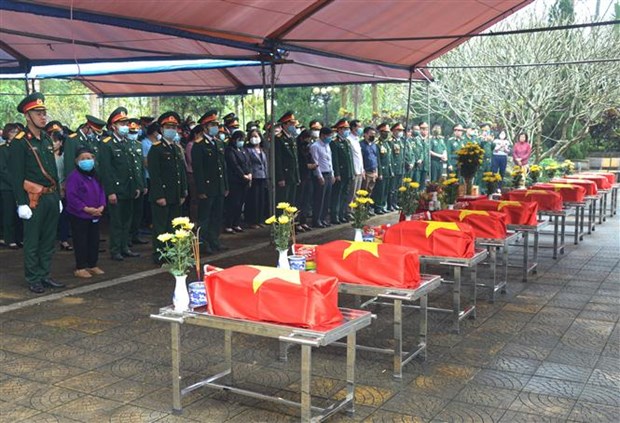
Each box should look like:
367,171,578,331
127,118,149,246
389,123,406,211
148,112,188,263
446,124,466,175
274,111,301,205
9,93,64,293
330,119,354,224
191,110,229,254
99,107,141,261
372,122,393,214
429,124,447,182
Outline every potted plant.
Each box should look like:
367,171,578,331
349,189,374,241
528,164,542,185
156,217,200,312
510,165,525,189
482,172,502,197
441,174,459,208
456,142,485,195
265,202,299,268
398,178,420,219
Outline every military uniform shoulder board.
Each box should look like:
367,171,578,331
68,133,78,138
14,131,25,140
152,141,161,146
102,136,112,143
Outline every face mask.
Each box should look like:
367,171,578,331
323,136,332,144
156,134,162,141
250,137,261,145
162,128,177,140
218,133,227,141
138,129,144,138
287,125,298,136
396,131,404,139
127,132,139,141
368,135,375,143
173,133,181,143
208,126,219,137
380,132,389,140
235,140,245,148
342,129,351,138
311,130,319,138
356,128,363,136
78,159,95,172
117,125,129,136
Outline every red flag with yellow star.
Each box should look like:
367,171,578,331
581,172,615,185
532,183,586,203
466,199,538,225
506,189,563,211
432,210,507,239
552,178,597,195
205,265,342,328
567,174,612,189
315,241,421,288
384,221,476,258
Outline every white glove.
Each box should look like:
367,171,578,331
17,205,33,220
59,200,63,213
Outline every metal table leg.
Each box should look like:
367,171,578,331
488,246,497,302
552,215,559,259
171,322,182,414
393,299,403,379
345,332,356,415
599,195,604,224
419,295,428,361
453,266,461,333
522,231,529,282
573,206,580,245
560,213,566,255
579,204,585,241
502,239,509,294
300,345,312,422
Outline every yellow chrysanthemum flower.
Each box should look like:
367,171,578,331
157,233,173,242
368,198,374,204
175,229,189,239
356,189,369,197
265,215,276,225
409,182,420,189
349,202,359,208
402,177,413,183
278,215,290,225
398,186,407,192
171,217,190,227
285,206,298,214
276,202,291,210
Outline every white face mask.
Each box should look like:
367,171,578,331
311,130,320,138
250,137,261,145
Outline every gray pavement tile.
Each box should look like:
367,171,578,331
453,384,520,409
498,409,567,422
485,356,542,375
546,345,601,368
521,375,585,400
45,394,124,421
534,362,593,383
500,343,552,361
0,399,42,421
15,385,84,412
578,383,620,407
507,391,576,419
363,409,430,422
430,401,505,423
381,393,449,419
568,400,620,422
54,370,123,394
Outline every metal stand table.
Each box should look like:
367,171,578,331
563,201,588,244
151,306,372,422
599,189,610,223
538,210,569,259
419,249,488,333
585,195,600,234
507,221,548,282
610,184,619,216
476,232,520,302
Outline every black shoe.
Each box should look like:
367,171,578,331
9,243,18,250
301,224,312,231
122,250,140,258
59,242,73,251
41,278,65,288
322,221,332,227
131,238,149,245
29,283,45,294
111,254,124,261
313,222,325,229
16,242,23,248
232,226,244,233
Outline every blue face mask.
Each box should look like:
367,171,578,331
127,132,139,141
173,133,180,143
235,140,244,148
137,129,144,138
78,159,95,172
218,133,227,141
163,128,177,140
342,129,351,138
117,125,129,136
288,125,298,136
208,126,219,137
323,136,332,144
356,128,363,136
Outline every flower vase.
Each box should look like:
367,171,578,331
173,274,190,312
447,204,455,210
354,228,363,242
465,177,474,195
404,215,413,221
277,249,290,269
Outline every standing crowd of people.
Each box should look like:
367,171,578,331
0,92,529,294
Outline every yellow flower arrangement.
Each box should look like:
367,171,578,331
441,173,459,204
482,172,502,194
157,217,200,277
350,189,374,229
562,159,575,175
456,142,486,179
511,166,524,188
265,204,300,251
528,164,542,184
398,177,420,216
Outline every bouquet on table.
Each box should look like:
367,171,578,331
265,202,299,251
397,178,420,216
456,142,485,194
441,173,459,206
562,159,575,175
510,166,525,188
157,217,200,277
540,159,560,181
528,164,542,184
482,172,502,195
349,189,374,229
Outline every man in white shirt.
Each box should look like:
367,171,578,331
309,127,335,228
347,119,365,214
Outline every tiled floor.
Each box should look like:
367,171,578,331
0,211,618,422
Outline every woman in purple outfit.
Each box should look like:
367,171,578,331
65,148,106,278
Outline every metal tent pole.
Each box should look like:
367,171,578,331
269,60,277,215
404,70,413,128
260,61,274,215
426,81,431,184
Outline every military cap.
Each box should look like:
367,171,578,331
453,124,465,131
278,111,297,125
479,122,492,129
128,118,141,132
309,120,322,130
198,110,219,126
246,120,260,132
158,111,181,126
218,124,228,134
107,107,129,126
17,92,46,113
223,113,239,127
376,122,390,132
85,115,106,133
391,122,404,131
140,116,155,124
465,122,476,129
334,119,350,129
44,120,63,134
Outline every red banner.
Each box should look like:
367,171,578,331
581,172,616,184
566,174,612,190
531,183,586,203
505,189,563,211
552,178,598,196
466,199,538,226
205,265,342,329
457,194,487,203
384,221,476,258
316,240,421,288
432,209,507,239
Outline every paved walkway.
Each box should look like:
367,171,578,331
0,211,618,422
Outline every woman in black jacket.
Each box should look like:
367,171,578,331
224,131,252,233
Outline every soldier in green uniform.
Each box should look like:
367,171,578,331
388,123,405,211
371,122,393,214
9,93,65,294
0,123,21,249
402,125,416,181
127,118,149,246
429,124,447,182
415,122,430,189
446,124,466,175
192,110,229,254
149,112,188,263
274,111,301,205
99,107,141,261
63,115,106,176
478,123,494,183
330,119,354,224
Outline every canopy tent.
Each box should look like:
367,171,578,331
0,0,533,95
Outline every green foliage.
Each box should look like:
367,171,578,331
549,0,575,24
589,107,620,153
